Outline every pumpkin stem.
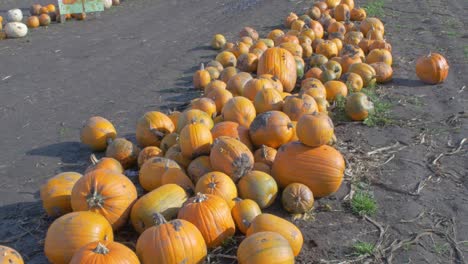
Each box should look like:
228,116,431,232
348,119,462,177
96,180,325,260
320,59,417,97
260,145,268,159
151,129,166,139
200,63,205,71
287,122,294,129
86,188,106,208
208,174,217,189
193,192,208,203
90,154,99,165
93,242,110,255
152,213,168,226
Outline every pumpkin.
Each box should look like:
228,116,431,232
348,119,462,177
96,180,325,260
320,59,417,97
195,171,237,208
315,97,330,114
136,111,175,147
253,145,277,166
344,31,364,46
360,17,385,36
168,111,181,129
350,7,366,21
40,172,82,218
231,198,261,234
238,171,278,209
371,62,393,83
322,60,343,80
340,44,365,59
415,53,449,84
180,123,213,159
291,19,306,32
240,36,254,47
160,133,179,153
136,214,207,264
27,16,40,28
165,144,192,169
288,121,299,142
296,112,334,147
253,162,271,174
205,66,220,80
223,42,235,51
279,42,303,58
138,146,164,167
366,27,384,40
251,48,264,58
324,80,348,101
275,34,299,46
6,9,23,22
259,74,284,94
39,14,51,26
272,142,345,197
71,170,137,230
0,246,23,264
267,29,285,40
342,0,355,9
314,1,328,12
226,72,253,96
250,41,268,52
282,94,318,121
231,42,250,58
330,37,344,54
221,96,256,128
211,34,226,50
70,241,139,264
193,64,211,89
160,170,195,194
341,72,364,92
301,43,313,59
216,51,237,67
243,77,275,100
211,121,253,150
44,211,114,264
309,54,329,68
237,53,259,73
325,0,341,8
367,49,392,66
344,20,357,33
305,67,323,80
249,111,294,149
206,88,233,114
85,155,123,174
105,138,139,169
348,63,377,87
369,40,392,52
210,136,254,182
345,92,375,121
30,4,42,16
358,37,374,54
340,54,363,73
328,21,346,35
178,193,236,248
237,231,294,264
240,26,259,40
131,184,188,233
301,78,326,97
309,20,324,39
139,157,188,191
282,183,315,214
190,97,217,119
39,7,49,14
306,6,321,20
177,109,213,133
334,4,350,21
254,88,284,114
284,12,298,28
294,56,306,78
46,4,56,12
187,156,212,183
257,47,297,92
204,80,227,94
80,116,117,151
316,41,338,59
247,213,303,256
207,60,224,72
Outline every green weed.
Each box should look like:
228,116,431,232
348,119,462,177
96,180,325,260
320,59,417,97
352,242,375,256
362,87,393,127
351,190,378,216
363,0,385,17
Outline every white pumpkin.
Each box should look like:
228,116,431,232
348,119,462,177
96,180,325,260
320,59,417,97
7,9,23,22
5,22,28,38
104,0,113,9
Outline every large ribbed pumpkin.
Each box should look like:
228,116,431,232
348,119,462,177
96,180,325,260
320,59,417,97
257,47,297,92
70,241,139,264
211,121,253,150
44,212,114,264
195,171,238,208
210,136,254,182
237,231,294,264
179,123,213,159
249,111,294,149
221,96,256,128
272,142,345,197
296,112,335,147
136,111,175,147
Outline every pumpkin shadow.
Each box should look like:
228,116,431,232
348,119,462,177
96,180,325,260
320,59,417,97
262,24,285,31
187,45,213,52
391,78,422,88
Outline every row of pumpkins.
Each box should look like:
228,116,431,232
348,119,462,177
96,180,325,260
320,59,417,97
0,0,121,39
0,0,451,263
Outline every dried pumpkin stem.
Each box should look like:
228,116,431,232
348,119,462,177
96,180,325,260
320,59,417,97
86,188,106,208
90,154,99,165
152,213,168,226
150,129,166,139
93,242,110,255
194,192,208,203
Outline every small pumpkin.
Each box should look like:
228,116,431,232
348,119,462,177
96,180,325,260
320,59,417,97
6,9,23,22
341,72,364,92
44,211,114,264
226,72,253,96
284,12,299,28
344,31,364,46
178,193,236,248
165,144,192,169
259,74,284,94
240,36,254,46
231,198,262,234
254,88,284,114
105,138,140,169
180,123,213,159
328,21,346,35
367,48,392,66
366,27,384,40
297,112,334,147
205,66,220,80
130,184,188,233
360,17,385,36
207,60,224,72
348,63,377,87
238,170,278,209
345,92,374,121
136,111,175,147
190,97,217,119
231,42,250,58
237,53,258,73
187,156,213,183
315,97,330,114
305,67,323,80
205,87,234,114
39,14,51,26
216,51,237,67
237,231,294,264
257,47,297,92
204,80,227,95
70,241,139,264
306,6,321,20
211,34,226,50
242,77,275,100
316,40,338,59
30,4,42,16
177,109,213,133
371,62,393,83
301,43,313,59
219,67,238,83
283,94,318,121
193,63,211,90
369,39,392,52
195,171,237,208
139,157,189,192
249,111,294,149
160,133,179,153
246,213,303,256
85,155,123,174
211,121,253,150
210,136,254,182
309,20,325,39
27,16,40,28
221,96,256,128
253,145,277,166
168,111,181,129
138,146,164,167
309,54,329,68
415,52,449,84
0,246,24,264
282,183,315,214
324,80,348,101
80,116,117,151
334,4,351,21
240,26,259,41
40,172,82,218
291,19,306,32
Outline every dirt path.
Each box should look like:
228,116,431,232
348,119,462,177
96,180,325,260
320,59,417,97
0,0,466,263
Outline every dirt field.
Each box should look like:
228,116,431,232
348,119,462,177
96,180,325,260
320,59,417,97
0,0,467,263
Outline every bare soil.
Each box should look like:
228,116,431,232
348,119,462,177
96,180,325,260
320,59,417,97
0,0,467,263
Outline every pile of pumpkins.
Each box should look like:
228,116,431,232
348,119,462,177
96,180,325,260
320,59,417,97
0,0,121,39
0,0,451,263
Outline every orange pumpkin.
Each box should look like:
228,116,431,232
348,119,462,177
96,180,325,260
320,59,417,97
193,64,212,89
296,112,335,147
131,184,188,233
279,42,303,58
178,193,236,248
305,67,323,80
137,146,164,167
205,88,233,114
177,109,213,133
253,145,277,166
258,74,284,94
301,43,313,59
301,83,327,100
206,65,220,78
0,246,24,264
249,111,294,149
253,162,271,174
340,54,363,73
44,211,114,264
341,72,364,92
267,29,285,40
231,42,250,58
27,16,40,28
288,121,299,142
136,111,175,147
254,88,284,114
284,12,298,28
190,97,217,119
309,54,328,68
237,53,259,73
211,34,226,50
136,213,207,264
219,67,238,83
195,171,237,208
165,144,192,169
257,47,297,92
204,80,226,96
366,28,384,40
239,26,259,40
358,37,374,54
180,123,212,159
187,156,213,183
309,20,324,39
139,157,192,192
105,138,140,169
300,28,316,42
282,183,315,214
216,51,237,67
415,53,449,84
40,172,82,218
316,41,338,59
242,77,275,100
369,39,392,52
231,198,262,234
160,132,179,153
344,31,364,46
80,116,117,151
210,136,254,182
237,231,294,264
70,241,139,264
306,6,321,20
226,72,253,96
360,17,385,36
334,3,351,21
291,19,306,32
30,4,42,16
367,48,392,66
39,13,51,26
71,170,137,230
314,97,330,114
221,96,256,128
238,170,278,209
350,7,366,21
272,142,345,197
371,62,393,83
168,111,181,129
345,92,375,121
324,80,348,101
207,60,224,72
85,155,123,174
328,21,346,35
211,121,253,150
246,213,303,256
348,63,377,87
282,94,318,121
